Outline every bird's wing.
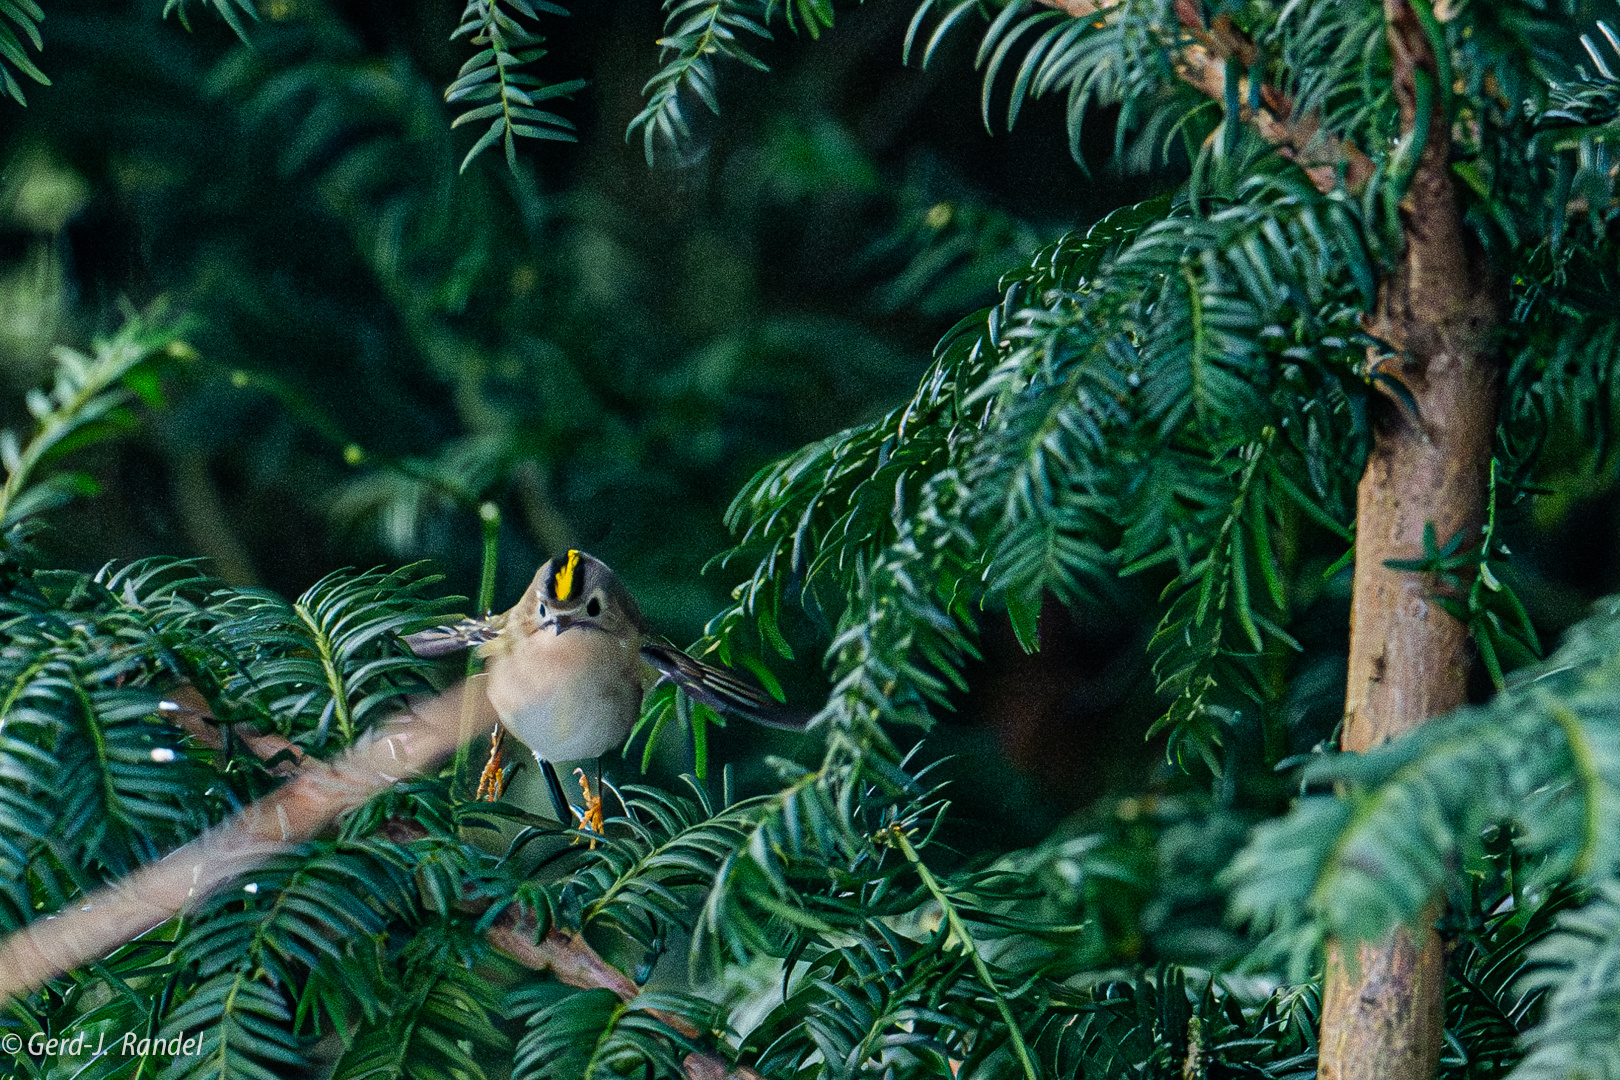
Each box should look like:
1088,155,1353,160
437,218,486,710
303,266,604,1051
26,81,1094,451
403,616,502,658
639,642,810,731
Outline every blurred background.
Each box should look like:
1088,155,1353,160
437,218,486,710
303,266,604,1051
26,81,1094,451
5,0,1620,964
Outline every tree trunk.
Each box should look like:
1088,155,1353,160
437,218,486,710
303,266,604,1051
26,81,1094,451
1317,3,1502,1078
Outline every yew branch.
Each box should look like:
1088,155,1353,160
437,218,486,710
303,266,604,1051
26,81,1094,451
1,682,760,1080
1026,0,1374,193
0,683,483,1000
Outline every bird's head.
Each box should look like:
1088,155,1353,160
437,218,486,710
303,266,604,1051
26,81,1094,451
526,550,643,640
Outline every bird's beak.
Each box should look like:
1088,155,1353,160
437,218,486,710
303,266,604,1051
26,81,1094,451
549,613,575,635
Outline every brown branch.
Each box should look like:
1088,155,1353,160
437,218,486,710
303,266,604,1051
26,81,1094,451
0,682,489,1001
511,458,576,558
3,683,762,1080
1026,0,1374,193
1040,0,1100,16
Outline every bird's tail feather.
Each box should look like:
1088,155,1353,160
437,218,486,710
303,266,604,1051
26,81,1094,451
640,642,813,731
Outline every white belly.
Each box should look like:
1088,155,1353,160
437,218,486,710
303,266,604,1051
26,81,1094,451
485,626,643,762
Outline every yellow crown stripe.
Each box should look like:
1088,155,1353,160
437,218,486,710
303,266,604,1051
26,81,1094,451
553,550,581,601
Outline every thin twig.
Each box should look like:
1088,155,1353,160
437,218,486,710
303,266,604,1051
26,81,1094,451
889,825,1039,1080
488,911,768,1080
1026,0,1374,194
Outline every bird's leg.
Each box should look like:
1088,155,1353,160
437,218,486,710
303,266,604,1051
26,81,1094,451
595,758,608,838
475,723,506,801
573,767,605,849
540,759,572,824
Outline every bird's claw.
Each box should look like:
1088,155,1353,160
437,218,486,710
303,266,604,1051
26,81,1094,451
573,767,604,849
476,726,506,801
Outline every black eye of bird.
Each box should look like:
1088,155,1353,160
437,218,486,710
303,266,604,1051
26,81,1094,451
586,597,602,617
537,602,548,617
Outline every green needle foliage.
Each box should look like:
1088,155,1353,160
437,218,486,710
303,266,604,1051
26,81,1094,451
630,0,778,165
0,0,44,103
1228,591,1620,976
10,0,1620,1078
0,310,185,532
162,0,257,41
711,177,1370,772
447,0,585,172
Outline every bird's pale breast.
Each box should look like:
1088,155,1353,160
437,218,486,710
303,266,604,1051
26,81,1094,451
486,626,643,762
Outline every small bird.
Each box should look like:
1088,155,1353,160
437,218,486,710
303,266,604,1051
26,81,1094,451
404,550,804,832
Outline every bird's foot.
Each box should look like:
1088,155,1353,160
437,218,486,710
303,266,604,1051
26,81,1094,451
476,726,506,801
572,768,605,848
